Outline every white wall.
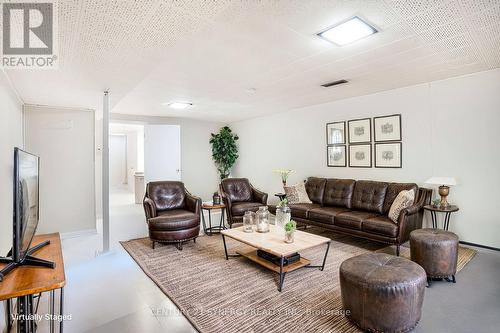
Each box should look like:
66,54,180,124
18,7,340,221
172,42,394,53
110,114,223,201
24,105,97,234
109,135,128,187
231,69,500,248
0,71,23,255
0,71,23,333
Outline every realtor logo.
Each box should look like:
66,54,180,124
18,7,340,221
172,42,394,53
1,1,58,68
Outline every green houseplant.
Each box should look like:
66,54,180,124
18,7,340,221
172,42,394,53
209,126,239,180
284,220,297,243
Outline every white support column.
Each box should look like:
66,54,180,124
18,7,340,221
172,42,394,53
102,91,110,252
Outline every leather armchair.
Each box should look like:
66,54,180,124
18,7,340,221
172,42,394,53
219,178,268,227
143,181,201,250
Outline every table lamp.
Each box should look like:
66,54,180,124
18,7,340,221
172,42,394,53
424,177,457,208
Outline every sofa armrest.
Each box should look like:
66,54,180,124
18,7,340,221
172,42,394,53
185,191,201,216
397,187,432,243
251,185,268,205
143,197,157,219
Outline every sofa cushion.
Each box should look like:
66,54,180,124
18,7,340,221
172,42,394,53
308,207,350,224
383,183,418,214
231,202,262,216
335,211,380,230
305,177,327,204
148,209,199,231
289,203,321,219
221,178,253,202
284,182,312,204
147,181,186,210
323,179,356,208
388,189,415,223
362,215,399,237
351,180,388,214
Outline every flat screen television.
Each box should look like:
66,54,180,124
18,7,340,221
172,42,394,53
0,148,54,282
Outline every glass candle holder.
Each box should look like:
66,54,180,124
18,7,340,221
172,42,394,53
256,206,270,233
243,211,254,233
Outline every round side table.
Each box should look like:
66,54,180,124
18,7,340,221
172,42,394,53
275,193,286,201
423,205,459,231
202,203,226,236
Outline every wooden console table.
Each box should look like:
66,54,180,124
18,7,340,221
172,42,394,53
0,233,66,333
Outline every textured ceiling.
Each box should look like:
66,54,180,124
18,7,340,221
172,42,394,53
5,0,500,122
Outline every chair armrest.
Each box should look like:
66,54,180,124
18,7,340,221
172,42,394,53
185,191,201,215
143,197,157,219
251,185,268,205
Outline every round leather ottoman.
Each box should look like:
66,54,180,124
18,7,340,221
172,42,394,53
340,253,426,333
410,228,459,285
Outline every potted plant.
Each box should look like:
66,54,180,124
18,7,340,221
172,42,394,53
209,126,239,181
274,169,294,186
284,220,297,243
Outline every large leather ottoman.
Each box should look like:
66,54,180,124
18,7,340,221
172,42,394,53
340,253,426,333
410,228,459,285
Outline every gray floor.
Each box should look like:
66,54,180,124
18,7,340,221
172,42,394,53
415,247,500,333
3,188,497,332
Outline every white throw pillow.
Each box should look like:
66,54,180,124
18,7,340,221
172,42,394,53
388,189,415,223
284,182,312,204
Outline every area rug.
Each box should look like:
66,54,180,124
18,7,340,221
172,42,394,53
121,228,476,333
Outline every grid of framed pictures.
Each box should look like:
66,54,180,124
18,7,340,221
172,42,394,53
326,114,402,168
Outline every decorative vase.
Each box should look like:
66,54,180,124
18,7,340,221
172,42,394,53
243,211,254,233
275,204,291,233
282,180,287,187
212,192,221,205
284,231,294,243
256,206,270,233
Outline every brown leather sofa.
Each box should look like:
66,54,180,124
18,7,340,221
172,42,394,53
219,178,268,227
271,177,432,255
143,181,201,250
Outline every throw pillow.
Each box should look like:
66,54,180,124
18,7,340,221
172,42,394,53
284,182,312,204
388,189,415,223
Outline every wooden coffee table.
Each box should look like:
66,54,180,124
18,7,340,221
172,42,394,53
221,225,331,291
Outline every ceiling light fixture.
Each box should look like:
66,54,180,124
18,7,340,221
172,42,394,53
165,102,193,109
317,16,377,46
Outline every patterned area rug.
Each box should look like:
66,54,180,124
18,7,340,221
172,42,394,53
121,228,476,333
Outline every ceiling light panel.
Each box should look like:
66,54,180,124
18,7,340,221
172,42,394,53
318,17,377,46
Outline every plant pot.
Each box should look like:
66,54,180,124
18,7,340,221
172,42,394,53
284,231,294,243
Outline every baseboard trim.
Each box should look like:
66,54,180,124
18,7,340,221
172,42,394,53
60,228,98,240
459,241,500,252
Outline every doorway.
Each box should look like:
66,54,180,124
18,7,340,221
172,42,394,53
108,122,182,244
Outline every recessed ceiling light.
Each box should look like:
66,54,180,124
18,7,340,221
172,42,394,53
317,17,377,46
165,102,193,109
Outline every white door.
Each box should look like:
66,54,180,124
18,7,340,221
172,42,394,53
109,135,127,187
144,125,181,184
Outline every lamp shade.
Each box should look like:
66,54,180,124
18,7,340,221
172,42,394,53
424,177,457,186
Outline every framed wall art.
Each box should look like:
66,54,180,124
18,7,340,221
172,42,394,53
327,145,347,167
348,118,371,144
349,144,372,168
374,114,401,142
326,121,346,145
375,142,402,168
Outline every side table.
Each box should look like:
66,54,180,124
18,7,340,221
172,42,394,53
423,205,459,231
274,193,286,201
202,203,226,235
